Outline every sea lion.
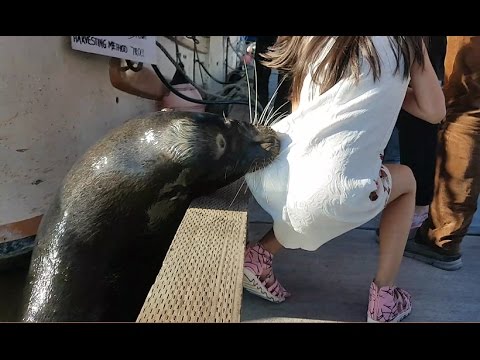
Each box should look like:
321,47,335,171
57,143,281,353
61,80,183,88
20,110,280,322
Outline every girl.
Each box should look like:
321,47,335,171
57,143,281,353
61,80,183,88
243,36,446,323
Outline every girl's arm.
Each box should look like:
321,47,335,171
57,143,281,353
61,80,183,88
402,41,446,124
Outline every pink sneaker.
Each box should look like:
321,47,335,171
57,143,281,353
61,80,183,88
243,243,290,303
367,281,412,323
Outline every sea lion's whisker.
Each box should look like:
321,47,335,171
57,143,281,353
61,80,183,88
260,74,288,126
259,95,276,126
266,101,289,126
253,56,259,125
262,159,272,205
263,100,277,126
243,61,253,126
243,180,249,194
229,177,247,208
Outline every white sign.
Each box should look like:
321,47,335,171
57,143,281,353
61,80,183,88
71,36,157,64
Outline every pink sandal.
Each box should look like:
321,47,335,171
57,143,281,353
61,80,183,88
243,243,290,303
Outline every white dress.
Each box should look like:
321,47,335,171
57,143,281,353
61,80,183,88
245,36,410,251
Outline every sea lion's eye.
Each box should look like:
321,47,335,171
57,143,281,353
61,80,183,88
218,136,226,149
215,133,227,159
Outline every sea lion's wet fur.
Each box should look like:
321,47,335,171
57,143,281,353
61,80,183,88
20,111,279,322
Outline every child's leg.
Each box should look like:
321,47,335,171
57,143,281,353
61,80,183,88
258,228,284,255
368,163,416,322
376,164,416,287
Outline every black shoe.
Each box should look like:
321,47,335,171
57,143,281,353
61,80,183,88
403,232,463,271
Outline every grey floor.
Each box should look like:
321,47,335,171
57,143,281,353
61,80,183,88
241,198,480,323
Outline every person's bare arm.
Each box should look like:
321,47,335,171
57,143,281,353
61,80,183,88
109,58,170,100
401,42,446,124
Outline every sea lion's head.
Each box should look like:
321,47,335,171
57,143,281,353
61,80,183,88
162,111,280,191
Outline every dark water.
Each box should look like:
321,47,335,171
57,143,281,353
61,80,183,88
0,253,31,322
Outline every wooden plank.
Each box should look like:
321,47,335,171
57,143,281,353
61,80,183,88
137,179,248,323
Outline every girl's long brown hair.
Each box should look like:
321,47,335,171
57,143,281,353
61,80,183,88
261,36,427,105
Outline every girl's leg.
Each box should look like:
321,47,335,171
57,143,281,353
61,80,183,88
368,163,416,322
257,228,284,255
376,164,416,286
243,228,290,303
